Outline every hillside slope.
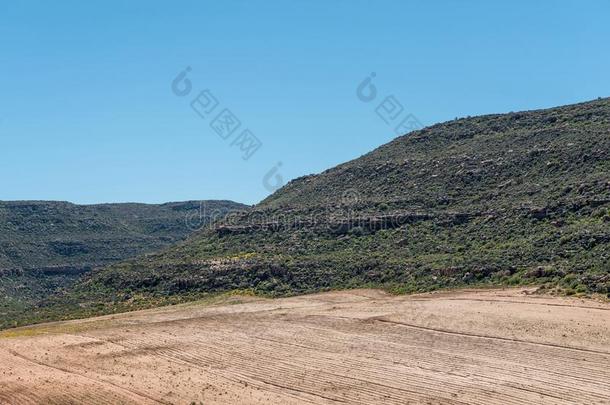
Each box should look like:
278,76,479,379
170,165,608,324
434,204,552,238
10,98,610,327
0,200,247,326
0,200,246,272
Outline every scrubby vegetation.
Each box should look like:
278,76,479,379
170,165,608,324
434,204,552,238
0,200,247,327
3,98,609,329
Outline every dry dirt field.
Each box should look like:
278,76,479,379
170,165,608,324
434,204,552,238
0,287,609,404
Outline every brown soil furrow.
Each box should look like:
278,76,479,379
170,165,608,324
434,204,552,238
297,313,609,370
247,333,609,403
89,336,318,404
114,334,438,405
1,288,608,404
166,351,455,405
173,333,532,405
371,317,610,355
0,383,46,405
5,350,166,405
238,318,600,400
155,345,353,403
409,297,610,311
292,316,610,384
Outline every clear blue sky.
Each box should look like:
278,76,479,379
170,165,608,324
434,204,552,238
1,0,609,205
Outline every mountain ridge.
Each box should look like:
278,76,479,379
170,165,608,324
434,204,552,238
0,199,248,328
5,97,610,328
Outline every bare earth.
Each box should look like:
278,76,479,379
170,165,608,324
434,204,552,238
0,288,609,405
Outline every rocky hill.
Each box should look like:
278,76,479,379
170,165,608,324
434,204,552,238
0,200,247,326
7,98,610,328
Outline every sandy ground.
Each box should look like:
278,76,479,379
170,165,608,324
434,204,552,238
0,287,608,405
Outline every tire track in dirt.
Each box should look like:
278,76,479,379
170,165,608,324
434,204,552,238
94,330,456,405
70,333,325,405
113,323,571,404
247,331,609,403
292,314,610,398
119,303,609,403
1,288,608,404
5,349,167,404
370,317,610,355
410,297,610,311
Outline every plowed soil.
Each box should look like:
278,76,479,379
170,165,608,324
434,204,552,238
1,288,609,404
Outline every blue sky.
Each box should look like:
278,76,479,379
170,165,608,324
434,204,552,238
1,0,609,205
